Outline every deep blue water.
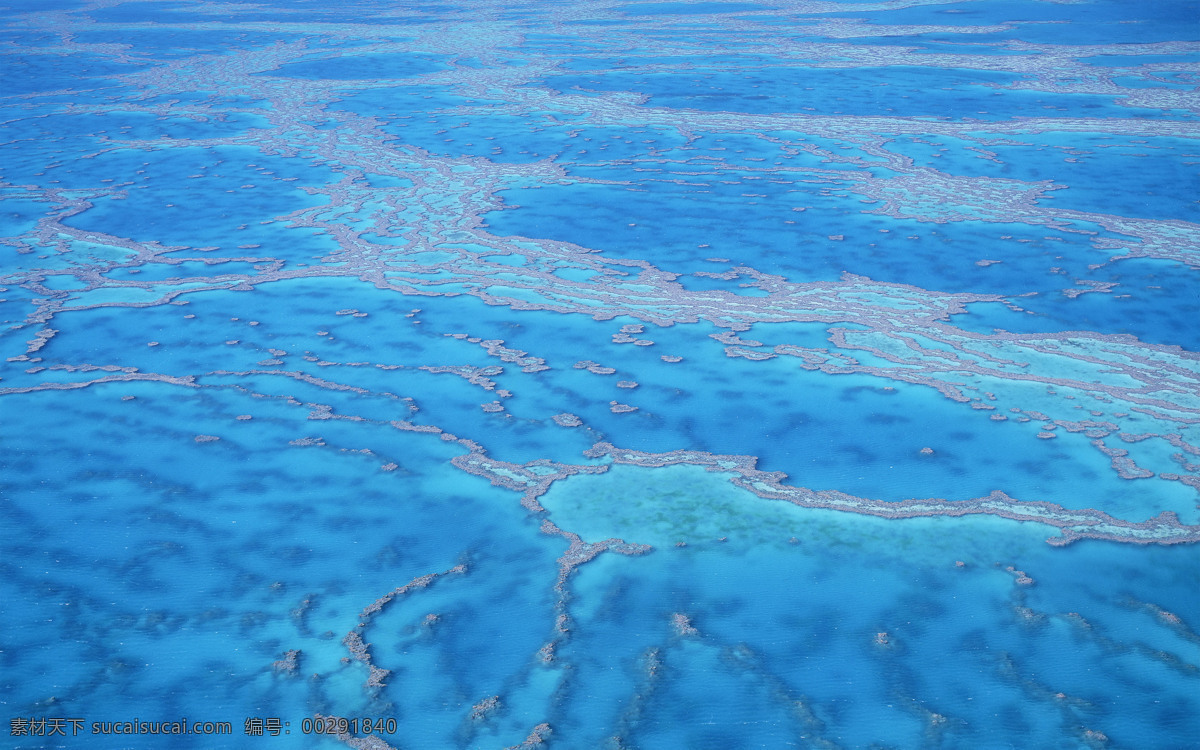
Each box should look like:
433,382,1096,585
2,1,1199,749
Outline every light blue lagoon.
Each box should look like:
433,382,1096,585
2,0,1198,748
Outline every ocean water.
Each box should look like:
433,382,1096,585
2,0,1198,749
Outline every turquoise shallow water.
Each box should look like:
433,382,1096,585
2,0,1199,748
